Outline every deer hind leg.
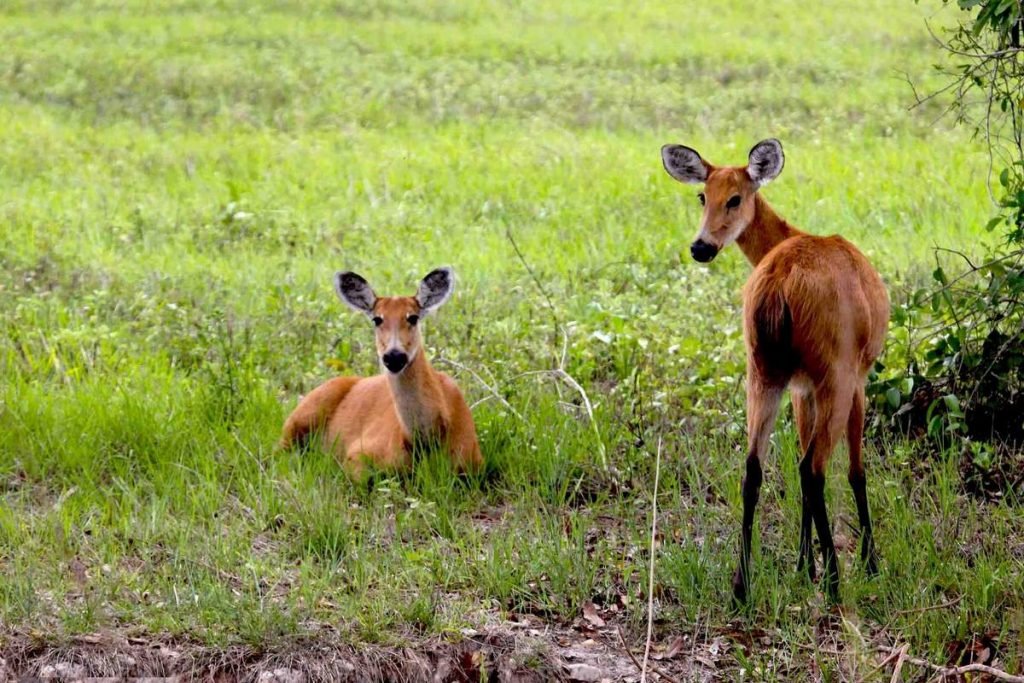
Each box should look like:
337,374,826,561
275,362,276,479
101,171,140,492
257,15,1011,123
800,380,854,602
792,390,817,582
279,377,358,451
847,384,879,575
732,378,785,604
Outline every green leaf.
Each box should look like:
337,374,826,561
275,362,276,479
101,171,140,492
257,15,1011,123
1000,167,1010,187
943,394,963,416
985,216,1003,232
886,387,901,408
974,1,996,34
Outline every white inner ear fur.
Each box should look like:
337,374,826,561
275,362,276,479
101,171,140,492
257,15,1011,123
415,267,455,315
661,144,708,184
746,139,785,188
334,272,377,315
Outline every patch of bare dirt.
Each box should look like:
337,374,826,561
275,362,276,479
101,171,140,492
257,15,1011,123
1,629,553,682
1,614,730,683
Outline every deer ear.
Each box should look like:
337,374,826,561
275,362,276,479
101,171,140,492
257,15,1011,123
661,144,709,184
334,271,377,315
746,138,785,187
415,267,454,315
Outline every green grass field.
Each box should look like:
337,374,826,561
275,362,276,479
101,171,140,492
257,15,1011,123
2,0,1022,679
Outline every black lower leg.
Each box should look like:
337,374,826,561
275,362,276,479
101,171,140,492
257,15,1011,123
849,471,878,575
801,457,839,601
797,447,816,581
732,453,763,604
798,490,816,581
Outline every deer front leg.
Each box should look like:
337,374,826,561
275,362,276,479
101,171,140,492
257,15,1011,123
733,379,784,605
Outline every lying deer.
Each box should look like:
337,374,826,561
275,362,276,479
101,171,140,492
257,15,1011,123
280,267,483,476
661,139,889,602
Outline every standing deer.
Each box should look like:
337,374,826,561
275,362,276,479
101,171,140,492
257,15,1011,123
660,139,889,602
280,267,483,476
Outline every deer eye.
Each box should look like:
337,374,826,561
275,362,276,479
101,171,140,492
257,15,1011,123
697,192,706,206
406,314,420,326
371,316,383,327
726,194,742,209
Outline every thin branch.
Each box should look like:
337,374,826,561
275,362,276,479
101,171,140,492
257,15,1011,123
904,68,975,111
893,595,963,617
854,647,903,683
925,249,1021,296
888,644,908,683
923,17,1024,60
640,437,663,682
505,225,565,355
519,368,607,469
434,356,524,421
874,645,1024,683
933,247,978,271
617,626,680,683
798,642,1024,682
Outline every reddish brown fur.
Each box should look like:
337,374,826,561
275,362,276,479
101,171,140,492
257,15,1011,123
666,144,889,601
280,295,482,478
725,192,888,476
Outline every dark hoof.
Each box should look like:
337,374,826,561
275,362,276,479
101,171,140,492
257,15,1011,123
864,553,880,577
731,570,749,605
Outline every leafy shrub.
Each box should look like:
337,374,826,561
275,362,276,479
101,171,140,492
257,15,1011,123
871,2,1024,461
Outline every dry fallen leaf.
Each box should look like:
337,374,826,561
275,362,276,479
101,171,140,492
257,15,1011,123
946,632,997,667
582,602,606,628
652,634,687,661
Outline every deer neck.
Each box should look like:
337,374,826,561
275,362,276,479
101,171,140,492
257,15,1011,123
735,194,803,267
387,351,445,440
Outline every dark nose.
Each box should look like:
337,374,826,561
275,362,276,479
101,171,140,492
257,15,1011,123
690,239,718,263
381,350,409,373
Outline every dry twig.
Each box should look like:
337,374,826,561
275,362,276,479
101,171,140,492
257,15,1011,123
640,437,663,682
893,595,963,617
875,645,1024,683
517,368,608,468
616,627,680,683
504,227,608,468
435,356,524,421
888,644,908,683
801,642,1024,683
